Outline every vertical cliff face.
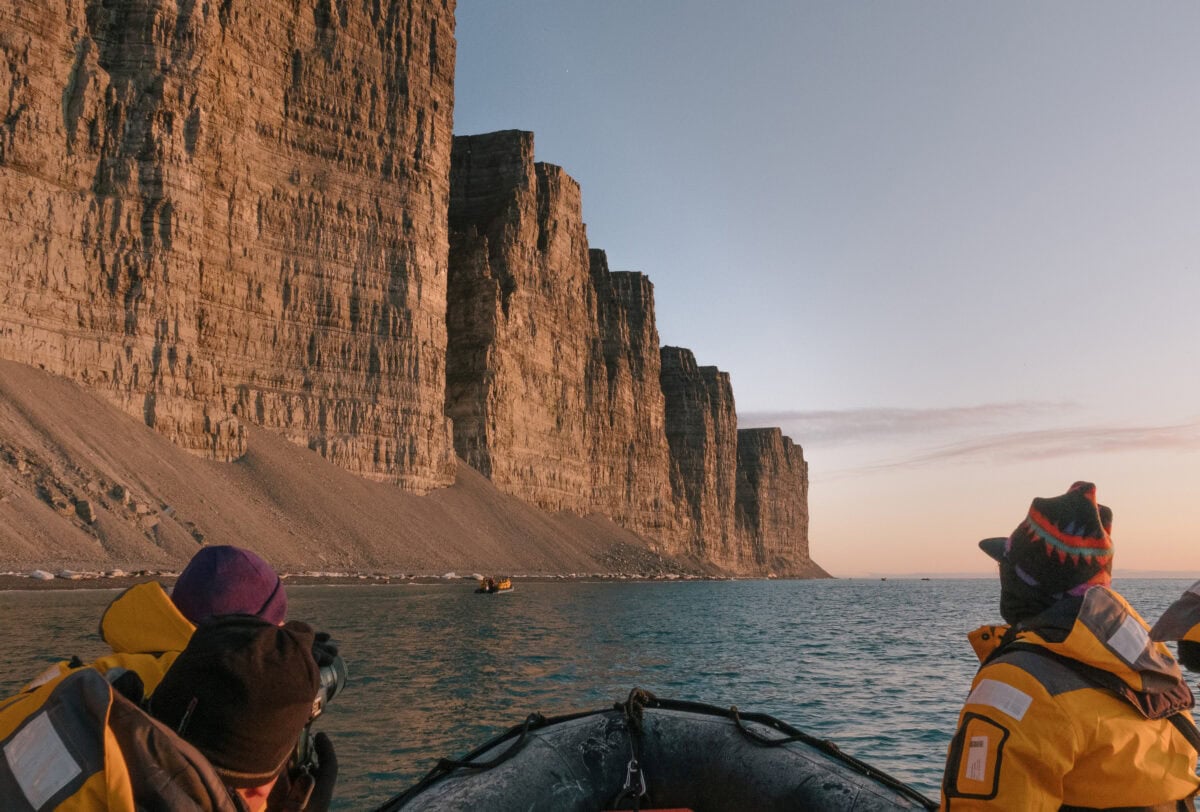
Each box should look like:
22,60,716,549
736,428,820,575
0,0,457,490
0,0,232,458
587,252,677,538
659,347,739,563
0,4,819,575
447,133,677,537
446,131,592,509
447,131,816,575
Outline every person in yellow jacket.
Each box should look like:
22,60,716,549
941,482,1200,811
10,545,289,701
0,615,325,811
1,549,341,810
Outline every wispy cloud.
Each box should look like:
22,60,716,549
738,404,1200,480
825,420,1200,479
739,402,1073,444
901,421,1200,464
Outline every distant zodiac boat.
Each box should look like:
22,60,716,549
475,576,513,594
377,689,937,811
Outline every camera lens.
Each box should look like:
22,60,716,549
311,654,348,719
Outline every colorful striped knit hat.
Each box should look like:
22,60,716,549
979,481,1114,596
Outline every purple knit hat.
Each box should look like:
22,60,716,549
171,546,287,625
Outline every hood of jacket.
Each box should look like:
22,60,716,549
100,581,195,655
973,586,1187,701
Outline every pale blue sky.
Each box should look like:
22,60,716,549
454,2,1200,576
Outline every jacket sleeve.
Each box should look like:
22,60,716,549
941,663,1076,811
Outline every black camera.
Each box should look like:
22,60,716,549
296,649,347,768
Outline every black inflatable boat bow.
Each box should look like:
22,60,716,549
374,687,938,811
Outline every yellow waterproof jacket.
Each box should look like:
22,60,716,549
942,586,1199,811
0,666,243,810
13,582,194,701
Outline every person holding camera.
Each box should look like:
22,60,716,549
0,614,338,811
149,614,338,811
0,545,344,810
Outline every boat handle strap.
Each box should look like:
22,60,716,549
431,712,546,772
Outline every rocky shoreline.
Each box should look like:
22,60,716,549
0,569,753,593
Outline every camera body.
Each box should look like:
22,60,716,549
296,653,348,768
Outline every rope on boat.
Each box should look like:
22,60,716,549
615,686,655,736
430,712,546,772
607,688,654,810
373,707,597,810
617,691,936,810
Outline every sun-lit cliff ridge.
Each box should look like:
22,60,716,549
0,0,824,577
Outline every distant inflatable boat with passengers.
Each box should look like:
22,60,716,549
475,576,513,594
376,689,937,811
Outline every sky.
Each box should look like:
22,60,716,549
453,2,1200,578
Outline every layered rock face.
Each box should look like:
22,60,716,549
0,2,818,574
659,347,738,563
736,428,815,574
448,132,814,574
446,131,592,508
446,132,677,534
586,252,678,538
0,0,456,490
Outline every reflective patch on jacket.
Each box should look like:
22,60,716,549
943,587,1200,810
964,680,1031,722
0,669,122,810
0,668,241,811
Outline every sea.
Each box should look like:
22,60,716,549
2,577,1196,810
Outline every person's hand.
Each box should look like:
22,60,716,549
265,733,337,811
304,732,338,811
312,632,339,668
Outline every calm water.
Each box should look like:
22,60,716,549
2,578,1195,809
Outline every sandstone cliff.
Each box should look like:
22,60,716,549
736,428,820,575
445,131,592,508
586,251,678,539
0,0,456,490
0,2,822,577
659,346,739,564
0,359,682,576
447,132,817,575
447,131,683,540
